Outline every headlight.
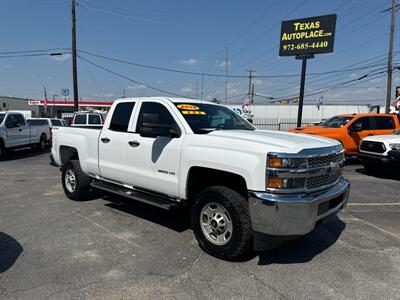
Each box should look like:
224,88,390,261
267,177,306,189
389,143,400,150
267,154,307,168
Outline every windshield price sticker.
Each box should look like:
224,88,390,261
177,104,199,110
279,14,336,56
182,110,206,115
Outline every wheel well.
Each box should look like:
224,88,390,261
59,146,79,165
0,137,4,148
186,167,247,201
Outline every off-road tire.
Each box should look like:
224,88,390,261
37,134,47,151
362,159,381,174
191,186,252,260
61,160,90,201
0,141,5,161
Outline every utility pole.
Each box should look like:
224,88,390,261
72,0,79,112
246,69,256,103
196,80,199,98
385,0,398,113
224,46,229,104
122,88,126,98
251,84,255,104
200,71,204,100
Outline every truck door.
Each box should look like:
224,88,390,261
372,116,396,136
98,101,136,184
14,114,30,145
126,101,184,197
4,114,29,147
347,116,374,153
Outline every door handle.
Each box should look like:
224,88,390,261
128,140,140,147
18,129,22,132
101,137,110,143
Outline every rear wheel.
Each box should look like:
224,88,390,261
0,142,5,161
38,134,47,151
191,186,252,260
61,160,90,200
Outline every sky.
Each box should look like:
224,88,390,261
0,0,398,106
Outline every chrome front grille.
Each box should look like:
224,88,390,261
307,152,344,168
266,145,344,194
306,173,341,190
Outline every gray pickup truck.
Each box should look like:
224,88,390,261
0,111,50,160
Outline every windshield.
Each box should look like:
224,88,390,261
0,114,5,124
174,102,255,134
321,116,353,128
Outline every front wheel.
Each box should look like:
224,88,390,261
61,160,90,200
362,159,382,174
191,186,252,260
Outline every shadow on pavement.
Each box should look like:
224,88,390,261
104,193,190,233
0,232,23,273
2,147,50,162
256,216,346,265
355,167,400,180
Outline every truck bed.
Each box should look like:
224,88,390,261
52,126,102,175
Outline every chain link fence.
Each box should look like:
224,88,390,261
252,117,323,131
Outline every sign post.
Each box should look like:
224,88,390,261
279,14,337,127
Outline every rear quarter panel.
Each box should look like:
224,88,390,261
52,127,101,175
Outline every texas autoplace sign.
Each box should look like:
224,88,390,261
279,14,337,56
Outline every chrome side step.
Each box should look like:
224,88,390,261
90,181,180,210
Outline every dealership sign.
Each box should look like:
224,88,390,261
279,14,337,56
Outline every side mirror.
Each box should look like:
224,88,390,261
349,123,362,134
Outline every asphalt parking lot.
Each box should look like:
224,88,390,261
0,150,399,299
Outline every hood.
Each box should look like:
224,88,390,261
363,134,400,143
208,130,340,154
289,125,343,135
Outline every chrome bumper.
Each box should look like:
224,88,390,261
248,178,350,236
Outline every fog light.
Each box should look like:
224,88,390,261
267,177,284,188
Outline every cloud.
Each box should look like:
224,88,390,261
180,58,199,66
215,59,230,68
2,64,12,70
128,84,146,90
49,53,71,61
179,86,194,93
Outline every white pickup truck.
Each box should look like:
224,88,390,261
358,130,400,173
0,111,50,160
51,97,350,260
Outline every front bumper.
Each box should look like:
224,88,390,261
358,150,400,165
248,178,350,249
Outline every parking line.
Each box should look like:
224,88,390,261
347,203,400,206
346,213,400,241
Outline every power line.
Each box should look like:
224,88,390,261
78,55,195,99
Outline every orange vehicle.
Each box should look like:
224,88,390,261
289,113,400,156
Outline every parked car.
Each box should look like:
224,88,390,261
28,118,67,144
358,129,400,173
51,97,349,260
0,111,50,160
289,113,400,156
71,112,104,127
